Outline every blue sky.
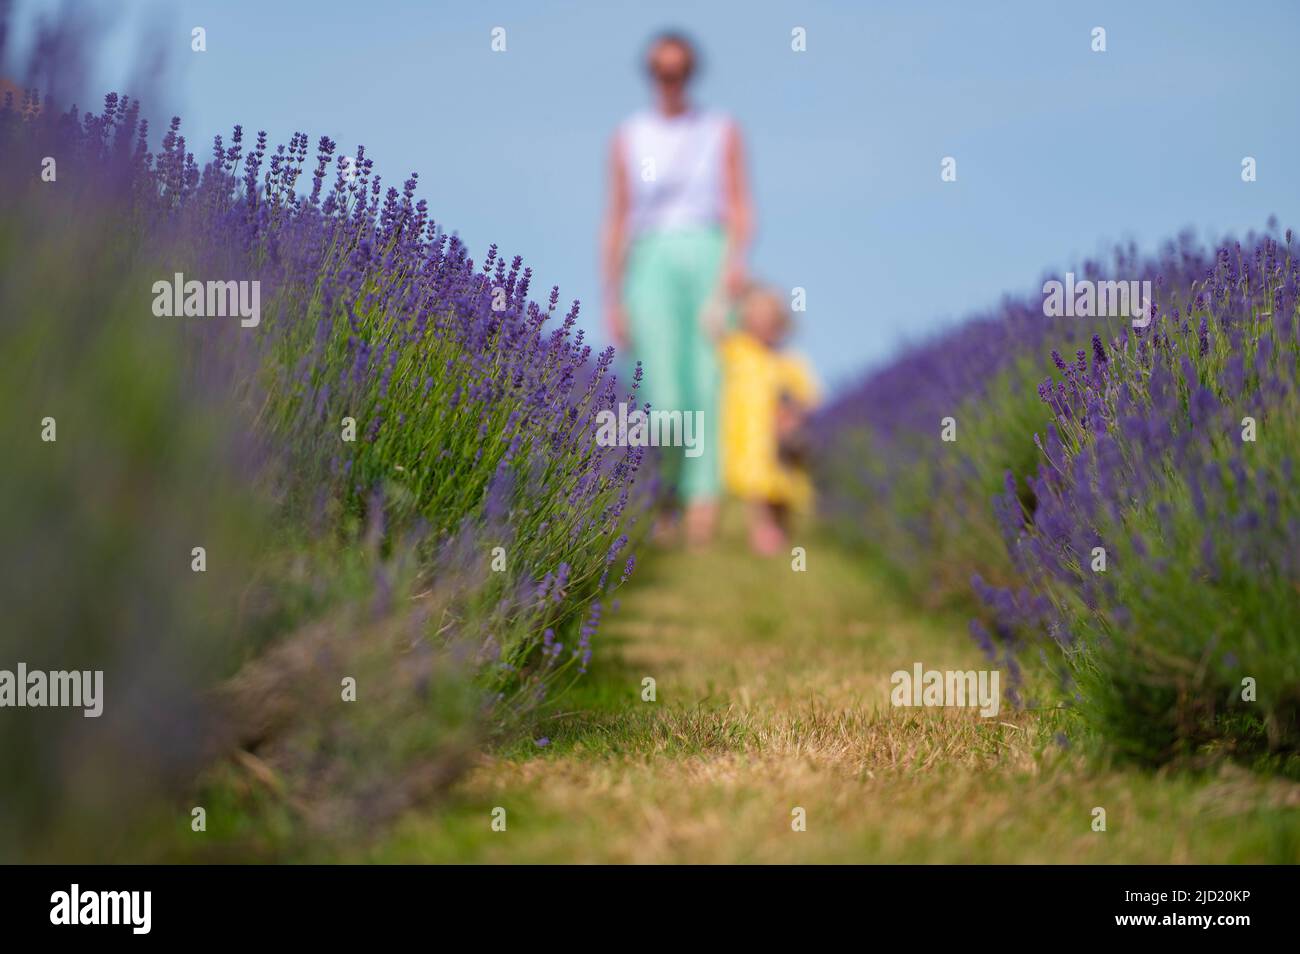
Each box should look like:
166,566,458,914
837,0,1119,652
12,0,1300,389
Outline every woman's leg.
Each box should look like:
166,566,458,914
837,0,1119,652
677,229,726,544
624,233,688,507
624,228,726,543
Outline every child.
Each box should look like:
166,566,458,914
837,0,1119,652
719,284,820,555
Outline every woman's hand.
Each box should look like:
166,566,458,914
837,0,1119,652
607,300,631,352
722,254,747,298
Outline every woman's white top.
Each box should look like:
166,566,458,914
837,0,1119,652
619,108,731,237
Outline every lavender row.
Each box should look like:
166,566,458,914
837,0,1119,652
816,226,1299,767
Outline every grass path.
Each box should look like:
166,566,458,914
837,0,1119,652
365,522,1300,863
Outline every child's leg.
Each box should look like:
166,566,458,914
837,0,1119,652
770,501,791,533
748,500,787,556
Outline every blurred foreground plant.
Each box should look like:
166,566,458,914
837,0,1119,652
0,17,644,858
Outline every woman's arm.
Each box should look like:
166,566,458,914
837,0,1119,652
601,132,631,350
721,121,754,296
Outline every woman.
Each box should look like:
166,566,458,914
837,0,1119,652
602,31,753,547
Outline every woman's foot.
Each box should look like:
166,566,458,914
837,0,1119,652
650,511,682,547
683,499,719,549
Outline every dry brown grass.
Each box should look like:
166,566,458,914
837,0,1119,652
362,524,1300,863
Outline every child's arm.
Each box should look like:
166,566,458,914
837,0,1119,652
775,392,807,439
775,356,819,467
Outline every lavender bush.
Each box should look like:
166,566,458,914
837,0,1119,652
818,228,1299,768
979,232,1300,767
1,27,644,855
203,126,645,704
814,260,1128,607
0,84,273,858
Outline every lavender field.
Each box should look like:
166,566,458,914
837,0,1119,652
2,77,646,857
817,230,1300,771
1,2,1297,873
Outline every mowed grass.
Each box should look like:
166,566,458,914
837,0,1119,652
352,512,1300,864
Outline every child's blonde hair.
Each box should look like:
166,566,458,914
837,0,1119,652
737,282,793,339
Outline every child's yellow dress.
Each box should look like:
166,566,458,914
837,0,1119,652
719,331,820,509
